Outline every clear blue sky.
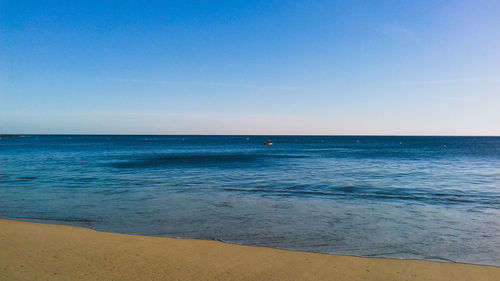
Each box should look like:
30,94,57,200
1,0,499,135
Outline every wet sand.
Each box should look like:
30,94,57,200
1,218,498,281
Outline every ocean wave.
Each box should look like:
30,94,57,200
110,153,307,169
221,186,500,206
12,216,95,225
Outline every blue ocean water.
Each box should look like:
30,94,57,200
1,135,499,266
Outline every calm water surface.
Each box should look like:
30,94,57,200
1,136,499,266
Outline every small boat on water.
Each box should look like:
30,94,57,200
264,141,273,146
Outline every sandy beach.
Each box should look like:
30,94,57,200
0,218,498,281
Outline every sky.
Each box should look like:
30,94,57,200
1,0,499,135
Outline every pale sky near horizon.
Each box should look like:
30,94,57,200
1,1,499,135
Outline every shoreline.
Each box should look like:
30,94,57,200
4,216,496,267
1,218,499,281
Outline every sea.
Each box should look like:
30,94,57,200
1,135,499,266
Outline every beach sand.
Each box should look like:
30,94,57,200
1,218,498,281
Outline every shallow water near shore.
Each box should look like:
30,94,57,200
1,135,499,266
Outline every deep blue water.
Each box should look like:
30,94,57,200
1,135,499,266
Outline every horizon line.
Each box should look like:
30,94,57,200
1,134,499,137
